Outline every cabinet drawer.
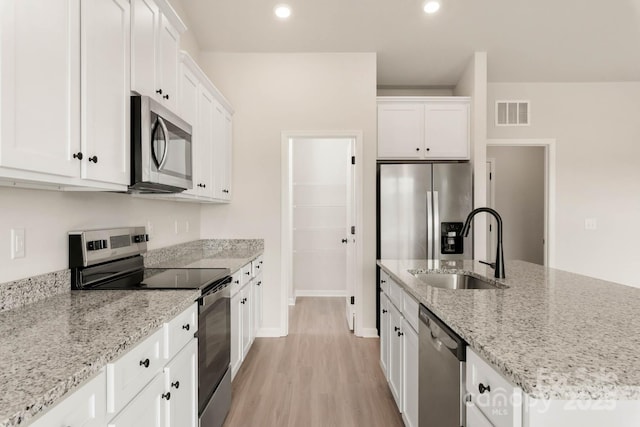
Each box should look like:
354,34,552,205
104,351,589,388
380,270,390,294
30,370,106,427
107,328,164,415
388,278,403,311
252,255,264,277
240,263,252,285
466,348,522,427
402,291,419,331
164,303,197,360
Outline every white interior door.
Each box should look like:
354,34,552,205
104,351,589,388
291,137,355,329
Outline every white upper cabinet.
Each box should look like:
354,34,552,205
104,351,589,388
130,0,182,112
178,60,200,197
130,0,159,99
0,0,81,178
377,97,470,160
196,85,215,198
1,0,132,190
213,100,232,200
81,0,131,186
157,14,179,111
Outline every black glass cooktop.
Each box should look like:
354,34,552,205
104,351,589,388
89,268,231,291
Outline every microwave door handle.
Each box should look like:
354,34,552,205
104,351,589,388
156,117,170,171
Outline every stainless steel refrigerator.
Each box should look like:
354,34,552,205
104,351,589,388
377,162,473,260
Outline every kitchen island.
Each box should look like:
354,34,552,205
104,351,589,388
378,259,640,426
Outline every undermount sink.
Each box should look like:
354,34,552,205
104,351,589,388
411,272,508,290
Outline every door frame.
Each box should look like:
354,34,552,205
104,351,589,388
486,157,496,260
281,130,364,336
486,138,556,267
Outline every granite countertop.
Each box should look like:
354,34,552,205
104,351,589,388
377,259,640,401
144,239,264,273
0,289,199,427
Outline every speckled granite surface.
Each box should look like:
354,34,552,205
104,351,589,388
378,259,640,400
0,289,199,427
0,270,70,312
144,239,263,273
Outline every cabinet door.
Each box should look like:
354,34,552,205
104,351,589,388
130,0,159,99
377,103,424,159
402,320,419,427
158,14,179,111
241,285,252,359
164,340,197,427
0,0,80,177
107,374,165,427
467,403,495,427
253,276,263,335
179,63,200,197
196,87,215,198
230,290,242,379
81,0,130,185
212,101,232,200
30,370,106,427
380,293,390,378
424,102,470,159
388,302,403,410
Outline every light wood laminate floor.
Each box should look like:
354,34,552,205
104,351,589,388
223,297,404,427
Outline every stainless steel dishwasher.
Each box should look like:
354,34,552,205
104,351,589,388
419,304,467,427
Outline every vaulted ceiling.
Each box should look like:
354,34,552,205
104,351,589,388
180,0,640,86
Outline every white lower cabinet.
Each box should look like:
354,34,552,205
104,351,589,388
379,293,390,377
401,319,419,427
107,374,165,427
388,302,403,409
467,403,495,427
230,258,263,380
378,270,423,427
164,340,197,427
29,369,106,427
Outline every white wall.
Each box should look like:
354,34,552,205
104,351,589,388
166,0,201,62
487,146,545,265
198,52,377,335
488,82,640,287
454,52,488,259
0,188,200,283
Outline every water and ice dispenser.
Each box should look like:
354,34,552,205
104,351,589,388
440,222,464,255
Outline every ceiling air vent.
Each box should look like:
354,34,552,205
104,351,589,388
496,100,530,126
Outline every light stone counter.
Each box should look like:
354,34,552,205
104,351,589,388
0,289,199,427
377,259,640,400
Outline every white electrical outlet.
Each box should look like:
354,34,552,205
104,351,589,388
585,218,597,231
11,228,25,259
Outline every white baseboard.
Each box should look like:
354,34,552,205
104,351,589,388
255,327,286,338
358,327,379,338
295,290,347,297
289,296,296,306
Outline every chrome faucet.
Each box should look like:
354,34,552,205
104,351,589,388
461,207,506,279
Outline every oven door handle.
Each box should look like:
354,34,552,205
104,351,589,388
200,277,232,307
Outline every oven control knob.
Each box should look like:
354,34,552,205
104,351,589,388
144,234,149,242
87,241,95,251
102,240,108,249
95,240,103,250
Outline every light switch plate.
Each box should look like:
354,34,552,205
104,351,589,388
584,218,597,231
11,228,25,259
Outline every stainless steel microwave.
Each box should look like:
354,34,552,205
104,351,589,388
129,96,193,193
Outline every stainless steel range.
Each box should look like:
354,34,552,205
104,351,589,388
69,227,232,427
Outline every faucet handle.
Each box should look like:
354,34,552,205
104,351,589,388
479,260,497,269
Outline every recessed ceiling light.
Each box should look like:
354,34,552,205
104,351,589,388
423,1,441,14
274,4,292,19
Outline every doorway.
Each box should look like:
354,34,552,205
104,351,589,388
281,131,363,336
486,139,556,267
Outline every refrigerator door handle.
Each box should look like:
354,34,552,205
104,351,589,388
433,191,440,260
427,191,434,260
